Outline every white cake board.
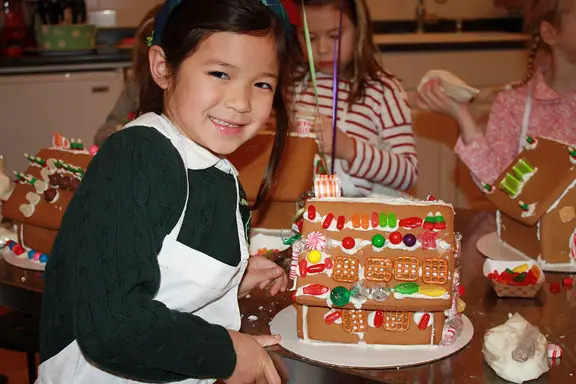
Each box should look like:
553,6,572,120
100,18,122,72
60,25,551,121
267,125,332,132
476,232,576,273
269,306,473,369
2,247,45,271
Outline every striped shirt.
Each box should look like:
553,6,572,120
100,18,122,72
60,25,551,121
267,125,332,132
291,71,418,197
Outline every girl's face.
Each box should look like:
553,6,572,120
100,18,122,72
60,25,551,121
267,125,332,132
297,5,356,75
161,32,279,155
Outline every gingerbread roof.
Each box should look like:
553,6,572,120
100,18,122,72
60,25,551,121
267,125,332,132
485,137,576,226
2,148,93,230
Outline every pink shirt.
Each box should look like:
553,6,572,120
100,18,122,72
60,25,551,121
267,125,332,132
455,67,576,185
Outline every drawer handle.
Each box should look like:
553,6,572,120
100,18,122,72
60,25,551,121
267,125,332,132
92,86,110,93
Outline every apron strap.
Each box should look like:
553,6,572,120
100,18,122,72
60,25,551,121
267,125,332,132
518,89,533,153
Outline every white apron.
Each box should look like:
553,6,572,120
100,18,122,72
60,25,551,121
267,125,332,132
37,113,249,384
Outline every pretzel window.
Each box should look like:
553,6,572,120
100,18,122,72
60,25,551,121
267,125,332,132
342,310,367,333
384,311,411,332
422,258,448,284
365,257,393,282
333,256,359,283
393,257,420,281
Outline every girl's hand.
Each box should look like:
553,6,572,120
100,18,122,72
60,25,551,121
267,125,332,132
311,114,355,164
416,78,468,120
238,255,288,298
225,331,281,384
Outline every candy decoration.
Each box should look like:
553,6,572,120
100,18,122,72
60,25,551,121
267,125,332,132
324,311,342,325
7,241,15,250
548,344,563,359
394,282,419,295
388,213,397,228
33,252,40,261
457,298,466,313
512,158,535,180
350,280,370,300
342,237,355,250
569,147,576,159
418,285,447,297
418,314,431,330
39,254,48,263
399,217,422,229
563,277,574,287
372,283,391,301
512,264,529,273
314,174,342,198
336,215,345,230
519,201,529,211
307,264,326,274
403,234,417,247
458,285,465,297
322,213,334,229
303,284,329,296
434,214,447,230
426,194,436,201
307,205,316,220
499,172,522,197
374,310,384,328
330,286,351,307
379,212,387,228
371,212,379,228
483,183,494,193
423,213,435,230
526,136,536,145
372,234,385,248
325,257,333,269
307,250,322,264
299,259,308,277
293,220,304,234
12,244,25,255
361,214,370,230
389,231,402,245
89,145,99,155
292,291,297,302
44,188,58,203
305,231,327,251
352,214,361,228
550,282,560,293
27,250,35,260
421,229,439,250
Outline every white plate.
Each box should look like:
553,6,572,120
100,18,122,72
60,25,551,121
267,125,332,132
269,306,473,369
477,232,576,273
3,247,46,271
249,228,292,256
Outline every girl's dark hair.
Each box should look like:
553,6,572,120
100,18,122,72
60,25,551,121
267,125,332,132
138,0,290,211
293,0,393,107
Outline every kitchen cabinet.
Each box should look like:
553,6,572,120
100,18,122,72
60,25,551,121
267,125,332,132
0,70,124,174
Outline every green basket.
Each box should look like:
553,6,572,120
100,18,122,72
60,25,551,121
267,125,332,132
36,24,96,51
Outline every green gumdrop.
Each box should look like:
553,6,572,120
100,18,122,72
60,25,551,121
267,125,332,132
330,286,351,307
505,268,514,275
388,213,397,228
379,212,387,228
394,282,419,295
372,234,385,248
513,272,527,282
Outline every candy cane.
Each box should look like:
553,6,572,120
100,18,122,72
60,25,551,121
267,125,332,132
570,229,576,261
290,241,304,280
548,344,563,359
314,175,342,198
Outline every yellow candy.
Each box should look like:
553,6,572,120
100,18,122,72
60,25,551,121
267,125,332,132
307,250,322,264
457,298,466,313
512,264,529,273
418,285,447,297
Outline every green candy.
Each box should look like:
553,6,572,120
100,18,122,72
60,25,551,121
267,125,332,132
505,268,514,275
379,212,387,228
388,213,397,228
394,282,419,295
513,272,527,282
435,216,445,223
372,234,385,248
330,286,351,307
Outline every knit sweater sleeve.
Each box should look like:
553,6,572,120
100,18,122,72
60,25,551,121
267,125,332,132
56,127,236,381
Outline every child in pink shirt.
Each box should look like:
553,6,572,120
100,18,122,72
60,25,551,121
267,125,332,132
417,0,576,185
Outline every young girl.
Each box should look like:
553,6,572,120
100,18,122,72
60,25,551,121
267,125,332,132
291,0,418,197
93,4,162,147
417,0,576,185
38,1,291,383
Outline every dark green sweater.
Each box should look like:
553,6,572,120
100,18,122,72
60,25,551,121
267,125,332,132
40,127,247,382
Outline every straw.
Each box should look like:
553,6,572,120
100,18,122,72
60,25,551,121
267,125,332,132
300,2,320,108
330,0,344,174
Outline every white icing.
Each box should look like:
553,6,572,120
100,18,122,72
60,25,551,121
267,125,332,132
350,294,368,309
306,212,399,233
19,204,35,218
329,236,446,253
353,332,365,341
302,305,309,340
537,255,576,267
367,311,377,328
546,178,576,213
570,228,576,261
520,202,537,218
297,338,441,350
413,312,434,328
26,192,40,205
393,292,450,300
308,196,454,208
496,210,502,237
524,140,538,150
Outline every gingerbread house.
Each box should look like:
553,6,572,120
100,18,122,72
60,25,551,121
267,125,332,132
484,137,576,264
1,136,93,259
293,183,462,345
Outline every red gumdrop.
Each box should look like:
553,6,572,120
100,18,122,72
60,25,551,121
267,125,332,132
563,277,574,287
308,205,316,220
307,264,326,274
298,259,308,277
550,282,561,293
325,257,333,269
322,213,334,229
389,231,403,245
374,310,383,328
13,244,25,255
371,212,379,228
336,215,345,230
342,237,356,250
303,284,329,296
418,314,431,330
324,311,342,325
458,285,464,297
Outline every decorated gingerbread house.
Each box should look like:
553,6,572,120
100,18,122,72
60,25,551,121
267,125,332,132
1,134,94,263
484,137,576,265
293,177,463,345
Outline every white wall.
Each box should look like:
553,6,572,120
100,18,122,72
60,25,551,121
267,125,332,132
367,0,509,20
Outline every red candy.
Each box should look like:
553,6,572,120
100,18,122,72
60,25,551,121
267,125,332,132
374,310,383,328
487,267,540,286
389,231,403,245
371,212,379,228
307,264,326,274
292,291,297,302
418,314,431,330
324,311,342,325
563,277,574,287
322,213,334,229
427,195,436,201
325,257,333,269
303,284,329,296
550,282,560,293
399,217,423,229
458,285,465,297
342,237,356,250
12,244,25,255
308,205,316,220
336,215,345,230
298,259,308,277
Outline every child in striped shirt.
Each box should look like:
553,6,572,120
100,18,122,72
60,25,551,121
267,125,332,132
290,0,418,197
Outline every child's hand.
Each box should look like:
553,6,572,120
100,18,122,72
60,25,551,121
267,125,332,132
238,255,288,298
311,114,355,164
225,331,281,384
416,78,468,119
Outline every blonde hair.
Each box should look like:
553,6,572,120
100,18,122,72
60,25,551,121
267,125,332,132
294,0,393,106
522,0,573,83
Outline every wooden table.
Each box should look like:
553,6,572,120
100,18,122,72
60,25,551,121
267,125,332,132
1,209,575,383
